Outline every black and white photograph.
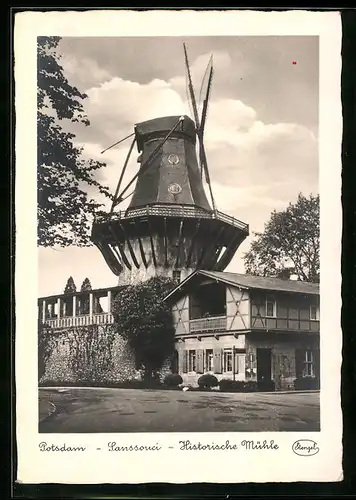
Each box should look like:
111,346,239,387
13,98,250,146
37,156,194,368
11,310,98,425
15,10,342,484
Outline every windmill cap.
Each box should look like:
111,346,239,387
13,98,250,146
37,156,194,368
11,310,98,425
134,115,196,150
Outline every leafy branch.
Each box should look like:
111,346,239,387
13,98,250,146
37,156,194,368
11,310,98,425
37,36,112,247
244,193,320,283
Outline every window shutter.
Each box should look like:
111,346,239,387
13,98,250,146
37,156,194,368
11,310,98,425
314,349,320,379
171,350,178,373
196,349,204,374
178,349,188,373
178,350,183,373
295,349,304,378
213,349,222,374
289,351,296,378
182,350,188,374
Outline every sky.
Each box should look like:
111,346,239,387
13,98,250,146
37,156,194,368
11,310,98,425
38,35,319,297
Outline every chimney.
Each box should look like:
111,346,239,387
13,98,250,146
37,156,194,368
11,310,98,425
277,268,292,281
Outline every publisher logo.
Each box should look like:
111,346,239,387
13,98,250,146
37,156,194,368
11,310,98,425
292,439,319,456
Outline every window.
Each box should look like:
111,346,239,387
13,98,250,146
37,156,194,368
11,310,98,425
188,350,196,372
172,270,181,283
304,350,314,377
266,298,276,317
206,349,214,371
310,305,317,320
223,349,233,372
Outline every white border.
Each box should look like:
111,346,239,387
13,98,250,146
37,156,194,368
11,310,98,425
15,10,342,484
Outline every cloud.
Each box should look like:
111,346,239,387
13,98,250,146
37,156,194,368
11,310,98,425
60,55,112,88
170,50,234,97
58,36,319,130
86,77,189,136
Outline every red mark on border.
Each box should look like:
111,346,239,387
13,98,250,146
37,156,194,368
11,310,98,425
292,61,297,65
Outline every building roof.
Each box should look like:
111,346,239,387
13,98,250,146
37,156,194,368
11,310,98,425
39,270,319,303
201,271,320,295
164,270,319,301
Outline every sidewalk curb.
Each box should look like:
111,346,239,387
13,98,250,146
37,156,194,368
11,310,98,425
39,401,57,422
39,386,320,395
258,390,320,395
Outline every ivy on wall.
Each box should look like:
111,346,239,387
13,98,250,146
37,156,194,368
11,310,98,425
38,322,117,383
112,276,176,381
38,277,177,385
38,320,58,380
68,324,116,382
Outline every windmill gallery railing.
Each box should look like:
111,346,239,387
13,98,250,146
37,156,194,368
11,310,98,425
95,206,249,232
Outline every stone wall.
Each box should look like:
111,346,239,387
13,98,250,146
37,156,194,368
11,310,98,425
39,324,139,385
40,323,174,386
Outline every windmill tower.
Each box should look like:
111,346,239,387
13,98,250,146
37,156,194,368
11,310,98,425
91,44,249,285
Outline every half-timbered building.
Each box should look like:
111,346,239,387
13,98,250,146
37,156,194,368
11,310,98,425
164,270,320,390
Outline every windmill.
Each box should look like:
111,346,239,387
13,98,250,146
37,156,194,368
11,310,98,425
91,44,249,285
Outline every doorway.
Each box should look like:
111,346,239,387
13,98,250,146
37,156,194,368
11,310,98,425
256,348,272,390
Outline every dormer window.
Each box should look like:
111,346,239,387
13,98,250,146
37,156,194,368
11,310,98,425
266,297,276,317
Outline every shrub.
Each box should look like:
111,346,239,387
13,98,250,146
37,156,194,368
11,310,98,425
257,379,276,392
164,373,183,388
219,379,245,392
242,381,258,392
218,380,263,393
38,379,164,389
197,373,219,389
294,377,320,390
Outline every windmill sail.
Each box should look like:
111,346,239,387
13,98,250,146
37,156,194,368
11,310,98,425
183,43,200,130
198,55,213,119
198,62,213,183
200,62,213,139
183,44,216,211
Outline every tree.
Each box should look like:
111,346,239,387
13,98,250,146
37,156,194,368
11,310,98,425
244,193,320,283
80,277,92,292
64,276,77,294
112,277,176,381
37,36,111,247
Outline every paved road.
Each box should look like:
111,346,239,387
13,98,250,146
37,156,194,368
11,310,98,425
39,387,320,433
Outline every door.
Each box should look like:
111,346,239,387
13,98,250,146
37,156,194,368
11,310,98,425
256,348,272,391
